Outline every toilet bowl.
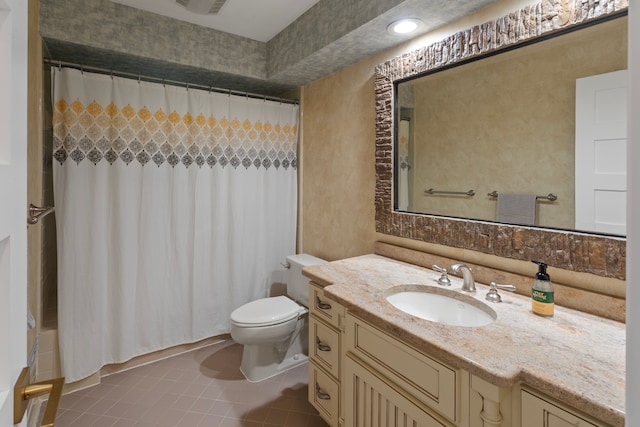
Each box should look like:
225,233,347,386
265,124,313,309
230,254,326,382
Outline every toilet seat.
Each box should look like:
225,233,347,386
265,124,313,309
231,296,303,327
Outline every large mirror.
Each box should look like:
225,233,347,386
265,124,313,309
395,16,627,236
375,2,627,280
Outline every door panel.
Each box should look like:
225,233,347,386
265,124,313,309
575,70,628,235
0,0,28,425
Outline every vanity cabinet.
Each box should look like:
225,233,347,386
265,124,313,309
308,282,345,426
345,313,462,425
309,309,512,427
344,312,463,426
308,288,618,427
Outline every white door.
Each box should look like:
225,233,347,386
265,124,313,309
575,70,628,235
0,0,28,426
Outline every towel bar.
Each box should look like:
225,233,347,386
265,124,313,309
487,191,557,201
424,188,475,197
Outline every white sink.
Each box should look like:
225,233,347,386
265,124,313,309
385,287,496,327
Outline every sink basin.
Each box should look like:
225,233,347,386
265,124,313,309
385,286,496,327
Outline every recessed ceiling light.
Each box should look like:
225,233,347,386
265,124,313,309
387,18,424,35
175,0,228,15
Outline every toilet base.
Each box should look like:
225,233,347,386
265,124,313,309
238,316,309,382
240,350,308,383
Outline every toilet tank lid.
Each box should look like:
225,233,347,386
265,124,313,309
230,296,302,326
286,253,326,267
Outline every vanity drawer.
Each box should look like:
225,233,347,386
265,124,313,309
346,313,458,423
309,282,345,330
309,360,340,427
309,315,341,379
521,389,604,427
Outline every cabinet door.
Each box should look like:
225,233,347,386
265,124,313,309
344,354,453,427
521,390,601,427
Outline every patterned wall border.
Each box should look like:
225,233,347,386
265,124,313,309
375,0,628,280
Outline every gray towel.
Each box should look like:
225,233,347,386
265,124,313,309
496,193,536,225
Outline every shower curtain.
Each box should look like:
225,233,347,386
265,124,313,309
52,67,298,383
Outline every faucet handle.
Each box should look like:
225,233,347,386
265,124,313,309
485,282,517,303
432,265,451,286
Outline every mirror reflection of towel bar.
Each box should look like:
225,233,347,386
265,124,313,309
487,191,557,201
424,188,475,197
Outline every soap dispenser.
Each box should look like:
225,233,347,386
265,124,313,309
531,260,554,317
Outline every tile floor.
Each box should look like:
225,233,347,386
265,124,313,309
52,340,329,426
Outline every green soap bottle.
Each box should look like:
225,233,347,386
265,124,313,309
531,260,554,317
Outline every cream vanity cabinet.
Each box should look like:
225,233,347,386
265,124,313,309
344,312,518,427
308,291,616,427
341,313,615,427
308,282,346,426
344,312,460,426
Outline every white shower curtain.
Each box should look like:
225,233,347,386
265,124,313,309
52,67,298,382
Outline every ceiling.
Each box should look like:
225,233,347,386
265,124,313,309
110,0,321,42
42,0,502,97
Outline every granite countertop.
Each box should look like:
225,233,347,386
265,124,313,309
303,254,625,427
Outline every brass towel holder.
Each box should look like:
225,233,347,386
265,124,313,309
14,367,64,427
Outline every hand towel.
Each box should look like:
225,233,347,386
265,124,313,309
496,193,536,225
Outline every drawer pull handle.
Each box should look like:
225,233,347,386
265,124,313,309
316,337,331,352
316,297,332,310
316,383,331,400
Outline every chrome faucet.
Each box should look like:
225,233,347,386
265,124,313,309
450,263,476,292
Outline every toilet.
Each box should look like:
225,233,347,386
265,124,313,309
230,253,326,382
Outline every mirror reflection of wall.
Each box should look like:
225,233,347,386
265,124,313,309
395,16,627,235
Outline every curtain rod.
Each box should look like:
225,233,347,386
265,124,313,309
43,58,299,106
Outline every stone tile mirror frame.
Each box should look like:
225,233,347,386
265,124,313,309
375,0,627,280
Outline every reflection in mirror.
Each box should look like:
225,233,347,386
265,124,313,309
395,16,627,236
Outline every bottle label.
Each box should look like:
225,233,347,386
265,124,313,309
532,290,554,316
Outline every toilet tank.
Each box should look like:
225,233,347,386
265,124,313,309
286,254,326,307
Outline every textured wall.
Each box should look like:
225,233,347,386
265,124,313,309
267,0,501,86
300,55,382,261
267,0,404,81
40,0,266,79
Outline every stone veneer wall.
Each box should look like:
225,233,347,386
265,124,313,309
375,0,628,280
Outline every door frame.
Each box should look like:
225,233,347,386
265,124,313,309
0,0,29,426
